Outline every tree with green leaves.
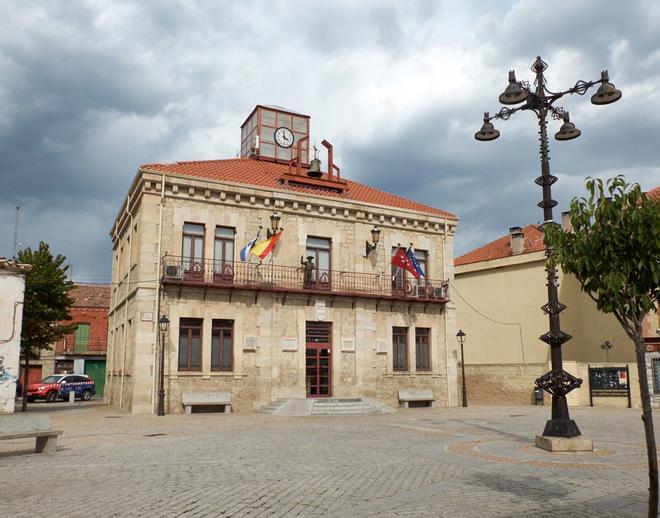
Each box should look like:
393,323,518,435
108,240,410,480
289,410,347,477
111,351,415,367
16,242,76,412
545,176,660,517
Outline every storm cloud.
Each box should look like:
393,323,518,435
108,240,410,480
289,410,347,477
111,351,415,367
1,0,658,281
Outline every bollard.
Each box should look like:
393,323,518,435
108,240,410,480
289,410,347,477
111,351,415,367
69,390,76,404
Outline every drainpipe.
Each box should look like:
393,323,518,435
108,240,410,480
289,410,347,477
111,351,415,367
153,174,166,414
119,194,134,409
442,218,452,407
106,224,119,404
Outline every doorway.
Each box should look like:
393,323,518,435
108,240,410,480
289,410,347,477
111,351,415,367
305,322,332,397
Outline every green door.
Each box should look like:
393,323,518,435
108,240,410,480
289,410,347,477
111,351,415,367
84,360,106,398
74,323,90,352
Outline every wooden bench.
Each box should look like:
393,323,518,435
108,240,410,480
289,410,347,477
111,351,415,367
182,392,232,414
0,415,62,455
398,389,435,408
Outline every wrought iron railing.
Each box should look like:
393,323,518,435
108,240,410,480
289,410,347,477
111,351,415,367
161,256,449,303
57,339,107,355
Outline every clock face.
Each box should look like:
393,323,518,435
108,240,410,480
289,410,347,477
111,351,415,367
274,127,294,148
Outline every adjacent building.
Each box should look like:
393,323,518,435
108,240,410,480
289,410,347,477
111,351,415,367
454,215,659,408
0,258,31,414
106,105,460,414
51,284,110,396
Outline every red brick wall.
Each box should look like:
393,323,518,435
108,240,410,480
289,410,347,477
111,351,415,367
55,306,109,354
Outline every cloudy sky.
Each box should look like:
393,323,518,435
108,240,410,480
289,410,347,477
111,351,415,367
1,0,659,283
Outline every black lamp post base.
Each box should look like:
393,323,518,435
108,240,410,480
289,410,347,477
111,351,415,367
542,418,582,438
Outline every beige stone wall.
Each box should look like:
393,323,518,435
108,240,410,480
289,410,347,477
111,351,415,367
463,363,548,405
464,362,642,408
107,171,458,413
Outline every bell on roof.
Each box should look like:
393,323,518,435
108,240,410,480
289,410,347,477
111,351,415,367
307,145,322,178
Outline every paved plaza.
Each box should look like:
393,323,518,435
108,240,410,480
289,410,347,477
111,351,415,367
1,403,657,517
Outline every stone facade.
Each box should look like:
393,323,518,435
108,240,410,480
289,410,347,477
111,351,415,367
106,166,459,414
0,259,30,414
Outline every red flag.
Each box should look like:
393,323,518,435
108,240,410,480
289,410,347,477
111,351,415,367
391,247,420,279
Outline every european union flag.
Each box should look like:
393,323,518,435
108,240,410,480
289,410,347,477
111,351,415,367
406,246,425,277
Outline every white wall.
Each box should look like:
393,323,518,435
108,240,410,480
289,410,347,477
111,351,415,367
0,269,27,414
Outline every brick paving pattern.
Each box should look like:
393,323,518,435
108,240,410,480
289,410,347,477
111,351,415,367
1,403,656,516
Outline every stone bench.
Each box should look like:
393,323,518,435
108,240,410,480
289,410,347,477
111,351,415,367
398,389,435,408
182,392,232,414
0,414,63,455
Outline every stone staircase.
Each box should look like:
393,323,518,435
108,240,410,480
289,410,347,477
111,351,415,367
257,397,393,416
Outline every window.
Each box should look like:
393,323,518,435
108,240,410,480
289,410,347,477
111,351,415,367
212,319,233,371
393,327,408,371
653,357,660,394
74,323,90,352
391,247,428,292
214,226,235,276
415,328,431,371
305,237,331,288
182,223,205,271
178,318,202,371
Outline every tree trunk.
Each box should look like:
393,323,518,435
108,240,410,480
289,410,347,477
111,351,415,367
21,353,29,413
634,337,659,517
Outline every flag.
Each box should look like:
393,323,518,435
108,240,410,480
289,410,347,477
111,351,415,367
406,246,425,278
250,231,283,260
240,227,261,262
391,247,419,279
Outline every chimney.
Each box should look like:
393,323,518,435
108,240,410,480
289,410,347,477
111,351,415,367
561,211,572,231
509,226,525,255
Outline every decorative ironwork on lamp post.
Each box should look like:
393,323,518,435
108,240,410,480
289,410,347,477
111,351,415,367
157,314,170,416
456,330,468,407
475,56,621,438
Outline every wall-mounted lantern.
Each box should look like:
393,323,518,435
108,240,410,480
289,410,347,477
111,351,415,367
364,226,381,258
267,211,282,239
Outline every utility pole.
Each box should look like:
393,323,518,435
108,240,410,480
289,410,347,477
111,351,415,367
13,206,20,256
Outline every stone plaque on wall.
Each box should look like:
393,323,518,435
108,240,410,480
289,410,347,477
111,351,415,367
314,300,326,321
341,339,355,352
243,336,257,351
376,340,387,354
282,338,298,351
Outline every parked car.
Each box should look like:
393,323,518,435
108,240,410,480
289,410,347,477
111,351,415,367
27,374,96,403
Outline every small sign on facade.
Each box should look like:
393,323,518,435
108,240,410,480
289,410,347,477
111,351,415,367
314,300,326,321
341,339,355,352
141,312,153,322
282,338,298,351
243,336,257,351
376,340,387,354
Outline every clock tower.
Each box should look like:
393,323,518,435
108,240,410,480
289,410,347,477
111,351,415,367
240,105,310,164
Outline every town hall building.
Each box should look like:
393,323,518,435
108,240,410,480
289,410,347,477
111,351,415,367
106,105,460,414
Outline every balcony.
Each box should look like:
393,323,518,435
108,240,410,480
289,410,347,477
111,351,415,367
161,256,450,304
57,339,107,356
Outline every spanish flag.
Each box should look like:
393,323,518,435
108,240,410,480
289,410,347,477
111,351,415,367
249,231,283,260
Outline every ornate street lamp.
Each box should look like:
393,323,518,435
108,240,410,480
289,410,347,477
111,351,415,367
364,226,381,258
456,330,467,407
475,56,621,440
157,314,170,416
267,211,282,239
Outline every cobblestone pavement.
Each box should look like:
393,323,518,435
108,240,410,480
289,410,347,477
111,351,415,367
1,403,657,517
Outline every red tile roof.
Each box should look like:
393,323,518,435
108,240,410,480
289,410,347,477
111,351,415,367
141,158,456,219
455,224,544,266
70,284,110,308
648,185,660,201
